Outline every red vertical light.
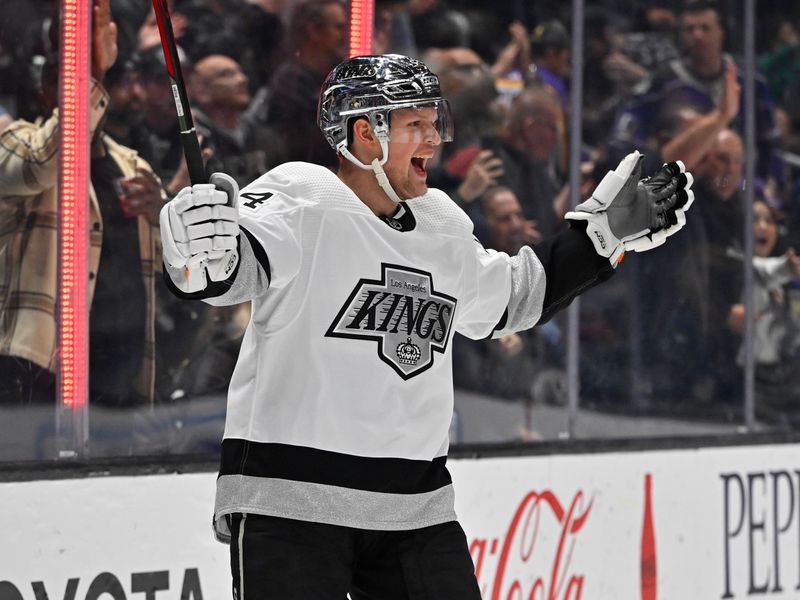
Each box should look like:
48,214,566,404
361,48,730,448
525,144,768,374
349,0,374,57
57,0,90,409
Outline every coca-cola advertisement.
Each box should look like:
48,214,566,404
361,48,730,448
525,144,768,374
449,444,800,599
467,487,595,599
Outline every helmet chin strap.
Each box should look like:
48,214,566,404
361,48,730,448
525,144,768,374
338,136,404,205
370,143,404,205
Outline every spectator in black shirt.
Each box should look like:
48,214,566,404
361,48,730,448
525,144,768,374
639,128,746,409
480,86,566,237
266,0,347,168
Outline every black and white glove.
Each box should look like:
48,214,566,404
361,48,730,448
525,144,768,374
565,151,694,266
160,172,240,294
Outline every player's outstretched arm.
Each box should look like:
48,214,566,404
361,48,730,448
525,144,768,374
565,150,695,265
489,152,695,334
161,172,243,299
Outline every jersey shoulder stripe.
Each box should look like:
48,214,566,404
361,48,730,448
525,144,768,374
240,226,272,285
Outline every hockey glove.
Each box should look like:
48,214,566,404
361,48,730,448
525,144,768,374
160,172,240,294
565,151,694,266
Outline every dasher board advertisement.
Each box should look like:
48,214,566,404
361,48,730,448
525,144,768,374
0,472,230,600
449,444,800,600
0,443,797,599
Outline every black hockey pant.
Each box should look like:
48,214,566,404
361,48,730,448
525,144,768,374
228,513,482,599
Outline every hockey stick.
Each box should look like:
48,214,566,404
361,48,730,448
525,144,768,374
151,0,207,184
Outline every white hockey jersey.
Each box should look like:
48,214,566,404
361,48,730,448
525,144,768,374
194,162,608,542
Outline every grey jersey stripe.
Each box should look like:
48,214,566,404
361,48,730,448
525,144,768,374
213,474,457,542
204,233,271,306
494,245,546,337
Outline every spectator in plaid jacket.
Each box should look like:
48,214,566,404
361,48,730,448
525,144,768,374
0,0,165,407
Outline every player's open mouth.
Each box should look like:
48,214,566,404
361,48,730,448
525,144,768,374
411,156,427,178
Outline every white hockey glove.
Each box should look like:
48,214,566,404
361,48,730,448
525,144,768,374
565,151,694,266
160,172,240,294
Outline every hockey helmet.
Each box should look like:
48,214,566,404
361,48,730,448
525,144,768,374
317,54,454,157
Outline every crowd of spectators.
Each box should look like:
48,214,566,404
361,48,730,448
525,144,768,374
1,0,800,446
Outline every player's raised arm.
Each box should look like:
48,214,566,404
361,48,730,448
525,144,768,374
484,152,695,337
151,0,275,304
160,172,248,300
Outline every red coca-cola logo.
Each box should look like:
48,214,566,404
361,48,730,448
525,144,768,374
469,489,593,600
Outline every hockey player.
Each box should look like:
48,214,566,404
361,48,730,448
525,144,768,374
160,54,694,598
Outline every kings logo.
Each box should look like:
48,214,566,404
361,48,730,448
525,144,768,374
326,264,457,379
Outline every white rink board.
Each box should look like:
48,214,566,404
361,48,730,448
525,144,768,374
0,444,798,599
0,472,229,599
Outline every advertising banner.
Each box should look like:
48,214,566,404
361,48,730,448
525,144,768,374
0,473,229,600
0,443,798,599
450,445,800,599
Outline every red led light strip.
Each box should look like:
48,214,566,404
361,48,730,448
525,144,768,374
349,0,374,57
57,0,90,408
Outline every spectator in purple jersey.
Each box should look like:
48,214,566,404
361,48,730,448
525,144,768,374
610,0,780,181
526,20,571,113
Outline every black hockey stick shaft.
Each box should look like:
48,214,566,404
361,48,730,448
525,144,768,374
151,0,207,184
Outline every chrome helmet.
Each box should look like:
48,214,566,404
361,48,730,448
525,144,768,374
317,54,454,165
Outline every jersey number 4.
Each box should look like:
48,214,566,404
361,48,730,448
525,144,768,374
241,192,273,210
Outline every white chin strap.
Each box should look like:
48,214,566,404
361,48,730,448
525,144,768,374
338,137,404,205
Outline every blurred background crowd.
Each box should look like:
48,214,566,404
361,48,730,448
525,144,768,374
1,0,800,458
